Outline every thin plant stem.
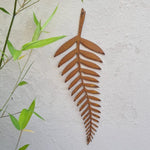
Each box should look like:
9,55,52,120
0,0,18,67
0,50,33,115
0,57,12,70
15,0,40,15
1,106,8,118
17,61,22,72
17,0,21,7
0,111,21,118
0,75,21,113
15,130,23,150
24,0,32,5
15,0,26,15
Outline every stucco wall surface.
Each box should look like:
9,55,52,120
0,0,150,150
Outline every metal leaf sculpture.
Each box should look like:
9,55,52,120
54,8,105,144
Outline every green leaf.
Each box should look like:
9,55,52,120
0,7,10,15
18,109,32,130
33,12,39,26
18,99,35,130
41,5,58,31
7,40,22,60
32,21,41,41
28,99,35,111
18,109,29,130
22,36,66,51
9,114,20,130
19,144,29,150
81,0,83,2
18,81,28,86
34,112,45,121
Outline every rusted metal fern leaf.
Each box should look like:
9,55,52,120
54,8,105,144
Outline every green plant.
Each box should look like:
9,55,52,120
0,4,65,115
9,99,44,150
0,0,41,67
0,1,65,149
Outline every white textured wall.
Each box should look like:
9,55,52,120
0,0,150,150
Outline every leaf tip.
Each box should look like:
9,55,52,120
58,64,60,68
99,59,103,63
65,79,68,83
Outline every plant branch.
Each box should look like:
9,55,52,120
15,130,23,150
0,50,33,115
0,20,41,114
0,0,18,67
17,0,21,7
0,76,21,114
15,0,40,15
0,56,12,70
24,0,32,5
0,111,21,118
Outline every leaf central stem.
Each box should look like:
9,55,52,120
78,8,86,37
15,130,23,150
76,8,92,144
